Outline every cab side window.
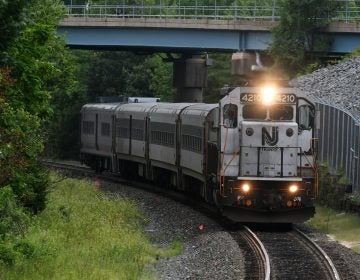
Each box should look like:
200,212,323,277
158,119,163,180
223,104,238,128
298,105,314,130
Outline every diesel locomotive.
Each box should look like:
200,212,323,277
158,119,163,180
80,84,317,223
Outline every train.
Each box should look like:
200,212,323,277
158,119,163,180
80,84,318,223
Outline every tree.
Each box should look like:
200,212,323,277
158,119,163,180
0,1,29,54
1,0,76,213
85,51,171,100
269,0,340,77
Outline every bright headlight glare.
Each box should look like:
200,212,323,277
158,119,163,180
289,185,298,193
261,86,276,105
242,183,251,193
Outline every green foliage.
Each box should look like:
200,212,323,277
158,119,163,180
307,206,360,253
205,53,233,103
343,47,360,60
0,1,29,54
0,186,32,266
317,162,352,211
147,55,174,101
0,99,49,214
0,187,30,239
270,0,340,77
43,49,87,159
0,0,72,255
6,0,67,118
44,48,174,158
85,51,169,101
0,175,181,278
352,192,360,205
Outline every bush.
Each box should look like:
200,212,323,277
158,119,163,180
0,186,32,266
0,186,30,239
0,242,16,266
317,163,352,211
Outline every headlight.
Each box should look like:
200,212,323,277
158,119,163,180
261,86,276,106
289,185,298,193
242,183,251,193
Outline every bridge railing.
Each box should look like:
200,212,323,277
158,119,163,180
65,4,279,21
64,3,360,22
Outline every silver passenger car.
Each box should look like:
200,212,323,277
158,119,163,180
80,103,120,171
115,103,157,177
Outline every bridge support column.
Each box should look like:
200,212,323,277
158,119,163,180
173,55,208,103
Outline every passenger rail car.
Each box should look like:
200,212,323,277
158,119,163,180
80,86,317,223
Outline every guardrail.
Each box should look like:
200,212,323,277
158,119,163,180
63,2,360,23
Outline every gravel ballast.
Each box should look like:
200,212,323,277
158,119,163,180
292,56,360,121
296,223,360,280
101,180,246,280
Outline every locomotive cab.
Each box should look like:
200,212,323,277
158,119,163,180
218,86,316,223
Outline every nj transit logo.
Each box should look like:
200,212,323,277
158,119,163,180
261,127,279,146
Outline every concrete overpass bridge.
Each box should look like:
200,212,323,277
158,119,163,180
58,2,360,54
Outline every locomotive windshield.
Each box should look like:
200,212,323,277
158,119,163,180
242,104,267,120
269,105,293,120
242,104,294,121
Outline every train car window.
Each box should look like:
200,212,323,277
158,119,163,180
83,121,95,135
181,125,203,153
242,104,267,120
151,131,174,146
150,122,175,147
116,118,130,138
132,119,145,141
223,104,238,128
269,105,293,121
101,122,110,137
298,105,314,130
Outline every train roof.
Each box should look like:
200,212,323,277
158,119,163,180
81,103,122,111
182,103,219,114
181,103,218,116
116,102,158,113
149,103,197,115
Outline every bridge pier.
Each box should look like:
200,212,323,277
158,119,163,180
173,55,208,103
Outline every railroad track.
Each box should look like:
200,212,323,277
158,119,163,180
251,225,340,280
43,160,340,280
238,226,271,280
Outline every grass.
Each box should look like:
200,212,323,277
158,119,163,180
307,206,360,253
0,175,181,279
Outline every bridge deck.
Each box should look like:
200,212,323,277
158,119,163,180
58,4,360,53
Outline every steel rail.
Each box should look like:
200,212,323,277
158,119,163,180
243,226,271,280
293,227,341,280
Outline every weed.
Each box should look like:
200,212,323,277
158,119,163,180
0,175,181,279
